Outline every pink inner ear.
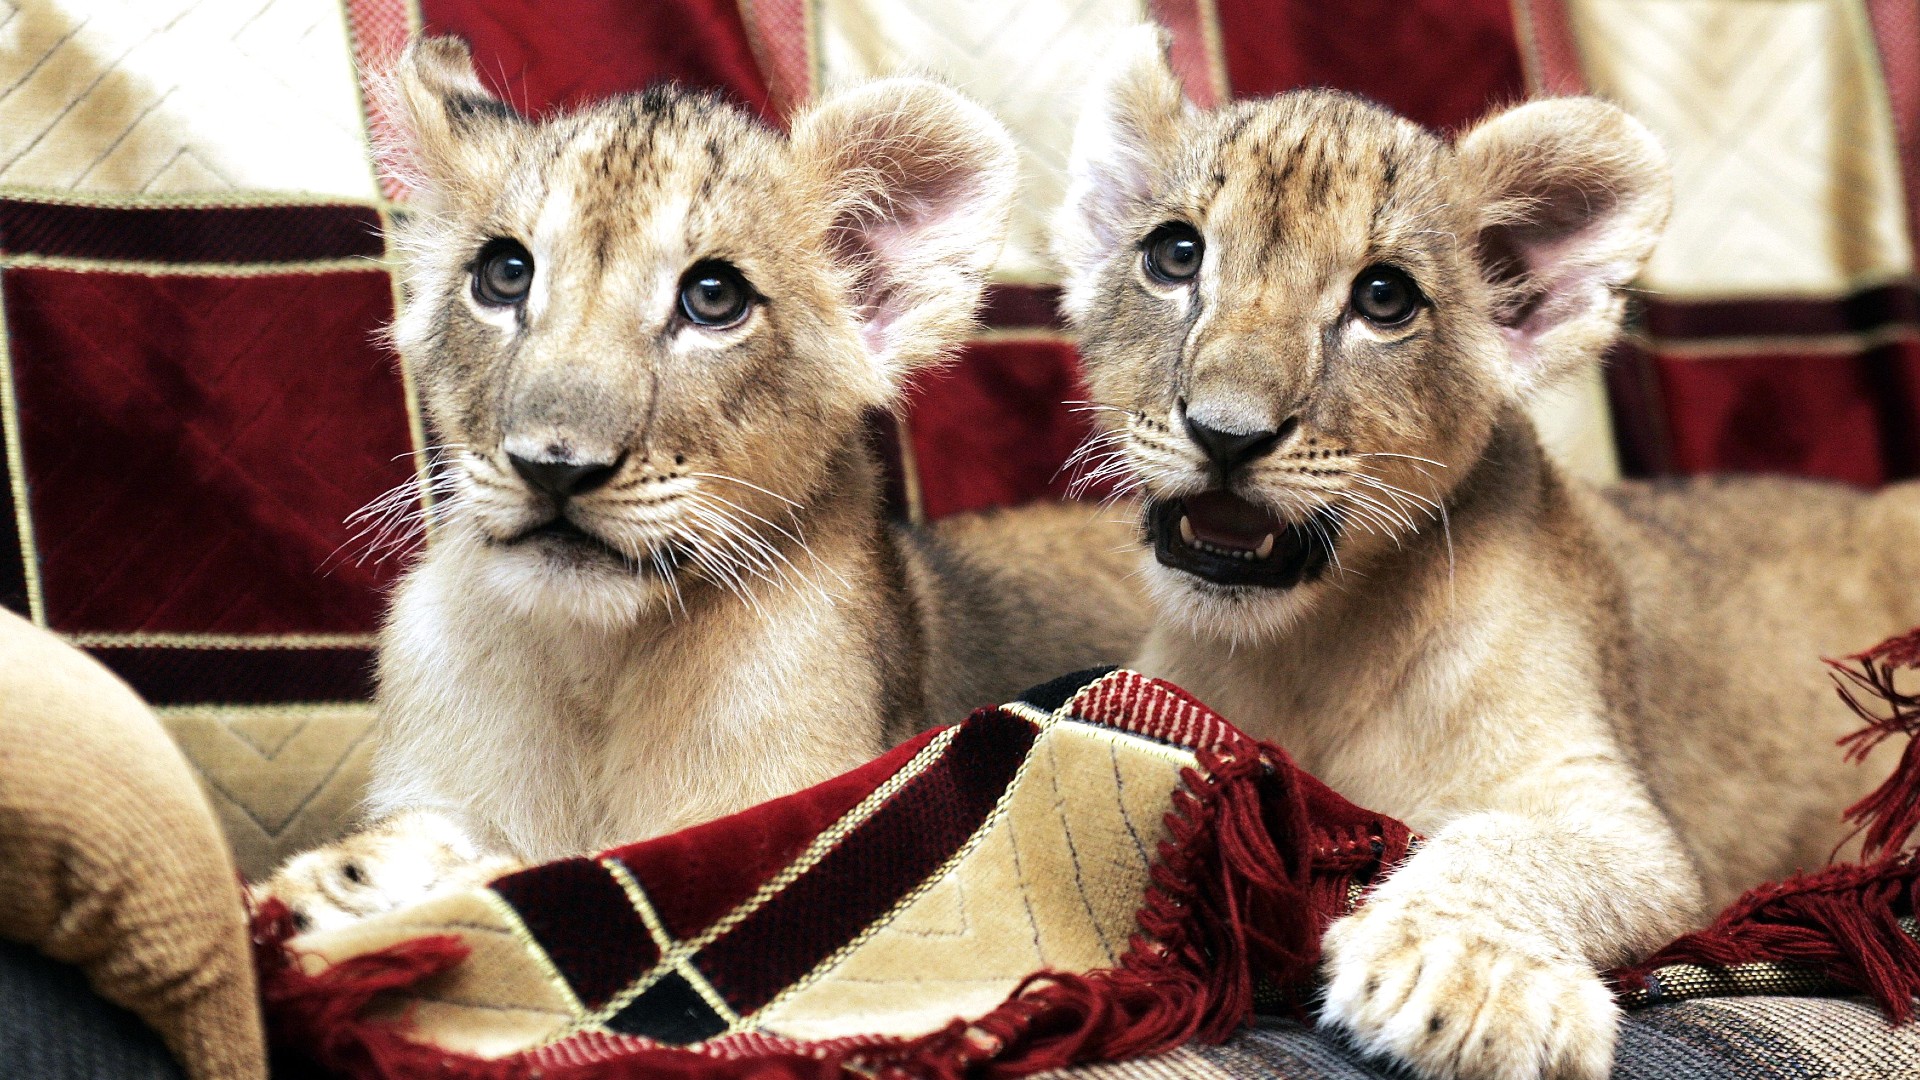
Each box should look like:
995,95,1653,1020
1500,227,1603,334
833,182,974,358
1479,166,1624,330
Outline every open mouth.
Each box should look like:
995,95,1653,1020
1147,491,1338,589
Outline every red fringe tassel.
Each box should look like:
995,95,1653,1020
1829,627,1920,860
253,739,1335,1079
1608,855,1920,1021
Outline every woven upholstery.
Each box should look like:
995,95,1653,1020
1051,1002,1920,1079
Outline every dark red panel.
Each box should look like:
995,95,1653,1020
0,419,23,616
5,267,413,633
693,709,1036,1013
419,0,774,122
615,727,943,942
905,340,1101,521
1651,349,1919,488
1643,287,1920,341
0,199,385,264
1214,0,1528,132
492,858,659,1010
84,646,375,705
1602,341,1676,479
980,285,1064,331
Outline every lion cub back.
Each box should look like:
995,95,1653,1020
905,501,1150,729
1585,474,1920,899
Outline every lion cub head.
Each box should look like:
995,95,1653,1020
1054,29,1670,637
384,39,1014,625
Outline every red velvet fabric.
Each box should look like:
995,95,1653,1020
4,266,412,633
0,199,385,263
490,858,663,1010
419,0,774,122
905,339,1102,521
615,726,944,942
1646,344,1920,486
1212,0,1528,132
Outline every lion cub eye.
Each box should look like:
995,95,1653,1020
473,239,534,306
1349,264,1422,326
1142,223,1204,284
678,261,753,328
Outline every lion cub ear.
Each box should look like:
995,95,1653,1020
1456,98,1671,396
389,37,522,199
791,79,1018,389
1053,25,1192,326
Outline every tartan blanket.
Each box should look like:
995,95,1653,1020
256,659,1920,1079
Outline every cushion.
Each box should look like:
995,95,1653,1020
0,609,264,1080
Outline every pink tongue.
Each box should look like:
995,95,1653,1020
1184,491,1284,551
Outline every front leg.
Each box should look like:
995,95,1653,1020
253,811,520,935
1320,804,1702,1080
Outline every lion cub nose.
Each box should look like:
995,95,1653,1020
508,453,622,499
1184,415,1291,475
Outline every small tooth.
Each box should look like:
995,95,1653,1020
1179,515,1196,544
1255,533,1276,559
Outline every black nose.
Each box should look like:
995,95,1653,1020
1184,414,1291,474
508,453,622,499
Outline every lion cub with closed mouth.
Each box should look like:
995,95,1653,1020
1057,28,1920,1080
263,38,1148,932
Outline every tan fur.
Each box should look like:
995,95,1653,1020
260,38,1146,928
1057,27,1919,1080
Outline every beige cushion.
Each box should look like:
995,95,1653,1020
0,609,265,1080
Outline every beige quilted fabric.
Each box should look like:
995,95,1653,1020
163,704,377,881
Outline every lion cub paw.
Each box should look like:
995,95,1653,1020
253,811,517,936
1319,897,1617,1080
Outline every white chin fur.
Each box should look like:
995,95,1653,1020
473,542,666,628
1141,561,1319,646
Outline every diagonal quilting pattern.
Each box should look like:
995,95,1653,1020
163,703,377,878
0,0,375,197
1570,0,1915,296
4,265,413,634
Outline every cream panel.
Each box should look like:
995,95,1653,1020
753,721,1187,1040
1569,0,1913,297
0,0,378,198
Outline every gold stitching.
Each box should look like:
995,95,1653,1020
0,283,45,623
0,252,392,278
553,724,966,1041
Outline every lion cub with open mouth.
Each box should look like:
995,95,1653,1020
1058,28,1920,1080
263,39,1147,931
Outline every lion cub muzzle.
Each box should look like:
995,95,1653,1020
500,441,640,560
1148,404,1338,590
